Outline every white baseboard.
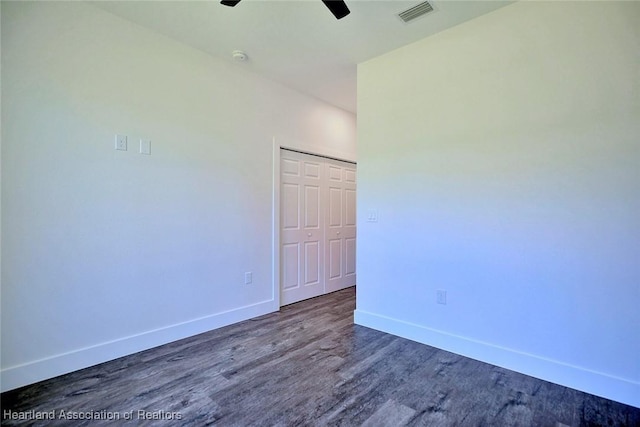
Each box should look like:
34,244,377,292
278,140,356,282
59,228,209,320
1,299,278,393
354,309,640,409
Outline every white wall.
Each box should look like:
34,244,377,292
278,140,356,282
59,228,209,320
0,1,355,391
356,1,639,408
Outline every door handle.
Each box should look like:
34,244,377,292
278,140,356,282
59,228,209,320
336,231,341,235
307,233,312,237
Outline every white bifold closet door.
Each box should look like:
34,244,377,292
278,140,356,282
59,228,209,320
325,161,357,293
280,149,356,306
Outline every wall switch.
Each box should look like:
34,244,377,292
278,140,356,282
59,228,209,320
244,272,253,285
436,290,447,305
115,134,127,151
367,209,378,222
139,139,151,155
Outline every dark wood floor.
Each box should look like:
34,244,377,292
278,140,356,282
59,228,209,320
2,287,639,426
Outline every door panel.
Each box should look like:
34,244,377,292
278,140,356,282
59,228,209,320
282,183,299,229
281,151,325,305
305,162,321,178
325,160,357,293
329,187,342,227
345,238,356,276
328,165,342,181
328,239,342,279
345,169,356,183
282,243,300,290
304,241,321,285
304,185,320,228
282,158,300,175
345,189,356,226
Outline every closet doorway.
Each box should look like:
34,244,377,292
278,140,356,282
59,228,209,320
280,149,356,305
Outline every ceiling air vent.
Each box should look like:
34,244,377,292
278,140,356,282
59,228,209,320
398,1,434,23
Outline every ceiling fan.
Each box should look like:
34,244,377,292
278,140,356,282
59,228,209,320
220,0,351,20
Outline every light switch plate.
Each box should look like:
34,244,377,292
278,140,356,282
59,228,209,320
139,139,151,155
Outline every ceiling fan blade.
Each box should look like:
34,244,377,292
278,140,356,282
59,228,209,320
221,0,242,7
321,0,350,19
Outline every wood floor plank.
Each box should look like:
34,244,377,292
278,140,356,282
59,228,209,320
2,287,639,426
361,399,415,427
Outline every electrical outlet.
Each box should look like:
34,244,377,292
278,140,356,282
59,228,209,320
436,290,447,305
244,272,252,285
115,134,127,151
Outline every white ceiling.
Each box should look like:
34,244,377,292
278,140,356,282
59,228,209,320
93,0,512,113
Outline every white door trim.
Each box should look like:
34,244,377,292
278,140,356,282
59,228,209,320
272,137,282,308
272,139,356,308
